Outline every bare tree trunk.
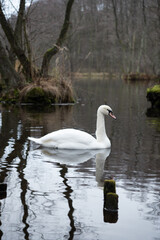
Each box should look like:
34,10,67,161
111,0,122,44
0,39,21,88
41,0,74,77
0,2,38,80
9,0,25,66
14,0,25,46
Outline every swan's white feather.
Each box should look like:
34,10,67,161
29,129,106,149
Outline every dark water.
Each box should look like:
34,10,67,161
0,78,160,240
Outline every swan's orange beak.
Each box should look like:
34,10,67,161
109,112,116,119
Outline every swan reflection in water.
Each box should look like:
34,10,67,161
34,147,111,185
28,147,112,235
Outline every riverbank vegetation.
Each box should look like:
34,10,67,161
0,0,74,104
123,73,160,82
147,85,160,108
0,76,74,105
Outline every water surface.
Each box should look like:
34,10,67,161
0,78,160,240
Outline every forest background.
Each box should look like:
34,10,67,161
0,0,159,102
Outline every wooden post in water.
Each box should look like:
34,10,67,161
103,179,119,223
104,179,118,210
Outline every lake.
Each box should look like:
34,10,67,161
0,77,160,240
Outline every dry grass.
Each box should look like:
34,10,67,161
72,72,110,79
20,76,74,104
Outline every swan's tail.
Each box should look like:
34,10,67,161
28,137,41,145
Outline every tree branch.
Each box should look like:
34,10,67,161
41,0,74,77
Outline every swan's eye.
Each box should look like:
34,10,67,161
108,110,112,114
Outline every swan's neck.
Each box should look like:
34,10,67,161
96,111,107,142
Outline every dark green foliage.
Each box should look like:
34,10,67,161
147,85,160,108
22,87,51,104
0,89,20,104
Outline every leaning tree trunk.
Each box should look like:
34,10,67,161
0,2,38,80
14,0,25,46
9,0,25,65
41,0,74,77
0,39,21,89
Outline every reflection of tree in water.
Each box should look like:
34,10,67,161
21,104,73,135
0,105,75,239
0,202,2,238
17,144,30,240
0,107,30,240
59,164,76,240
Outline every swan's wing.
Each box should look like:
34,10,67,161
39,129,97,148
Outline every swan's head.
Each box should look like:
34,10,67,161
98,105,116,119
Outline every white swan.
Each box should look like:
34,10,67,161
28,105,116,149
